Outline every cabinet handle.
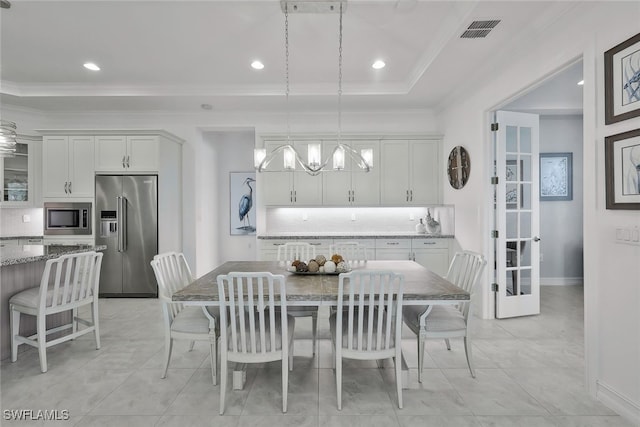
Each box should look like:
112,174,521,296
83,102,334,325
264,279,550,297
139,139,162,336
406,190,410,202
68,182,72,194
422,241,436,245
410,189,413,202
351,190,355,203
309,242,321,246
294,190,297,203
126,155,130,168
386,242,399,246
122,156,126,169
290,191,293,203
411,252,415,261
64,182,68,194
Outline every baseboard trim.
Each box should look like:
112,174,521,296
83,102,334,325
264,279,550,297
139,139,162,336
597,380,640,425
540,277,583,286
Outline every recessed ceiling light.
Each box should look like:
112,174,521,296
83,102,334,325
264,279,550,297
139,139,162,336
251,60,265,70
83,62,100,71
372,60,385,70
577,80,584,86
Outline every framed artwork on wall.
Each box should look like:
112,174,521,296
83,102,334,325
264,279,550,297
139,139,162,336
604,32,640,124
230,172,257,235
540,152,573,201
605,129,640,210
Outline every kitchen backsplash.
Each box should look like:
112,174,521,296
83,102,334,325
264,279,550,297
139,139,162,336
0,208,44,237
264,206,454,235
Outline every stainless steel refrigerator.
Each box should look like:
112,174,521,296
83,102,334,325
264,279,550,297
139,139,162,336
95,175,158,297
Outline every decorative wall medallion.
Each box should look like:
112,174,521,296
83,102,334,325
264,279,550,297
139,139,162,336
447,146,470,189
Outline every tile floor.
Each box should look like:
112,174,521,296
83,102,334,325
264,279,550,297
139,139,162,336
0,285,634,426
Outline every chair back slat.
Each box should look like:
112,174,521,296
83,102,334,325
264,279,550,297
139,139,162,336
151,252,195,322
277,242,316,264
445,251,487,319
217,272,287,358
39,252,103,310
337,271,404,352
330,241,369,263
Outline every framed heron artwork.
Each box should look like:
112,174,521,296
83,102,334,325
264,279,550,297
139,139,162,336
605,32,640,124
230,172,256,235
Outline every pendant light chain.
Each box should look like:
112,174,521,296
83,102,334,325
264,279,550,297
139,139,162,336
285,4,291,143
337,1,343,144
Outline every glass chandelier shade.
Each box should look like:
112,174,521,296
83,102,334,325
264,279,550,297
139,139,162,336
254,0,371,176
0,120,18,157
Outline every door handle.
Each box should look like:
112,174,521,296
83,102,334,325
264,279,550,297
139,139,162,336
533,236,541,242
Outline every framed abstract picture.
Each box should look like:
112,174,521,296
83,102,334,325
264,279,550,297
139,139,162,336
540,152,573,201
605,32,640,124
605,129,640,210
230,172,257,235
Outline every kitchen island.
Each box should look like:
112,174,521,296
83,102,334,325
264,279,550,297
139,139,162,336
0,244,106,360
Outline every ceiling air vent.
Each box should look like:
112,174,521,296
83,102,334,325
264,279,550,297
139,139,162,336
460,20,501,39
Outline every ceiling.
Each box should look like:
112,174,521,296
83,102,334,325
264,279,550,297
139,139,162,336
0,0,582,114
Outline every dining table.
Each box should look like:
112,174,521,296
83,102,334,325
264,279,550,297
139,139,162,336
172,259,469,389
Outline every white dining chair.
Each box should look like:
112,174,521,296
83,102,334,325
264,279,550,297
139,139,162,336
151,252,219,385
329,241,369,264
10,251,103,373
402,250,486,381
277,242,319,356
217,272,294,414
330,270,405,410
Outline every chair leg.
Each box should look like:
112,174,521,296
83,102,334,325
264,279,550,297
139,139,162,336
219,354,227,415
445,338,451,350
161,335,173,379
10,306,20,363
92,300,101,350
72,307,78,337
336,356,342,410
418,335,425,383
282,354,289,413
394,351,403,409
37,315,47,373
463,336,475,378
311,312,318,356
209,333,217,386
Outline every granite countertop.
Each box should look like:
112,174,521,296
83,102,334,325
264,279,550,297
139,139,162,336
0,235,43,241
257,232,454,240
1,244,107,267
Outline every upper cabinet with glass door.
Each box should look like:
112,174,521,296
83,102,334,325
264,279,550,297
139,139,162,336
0,135,42,207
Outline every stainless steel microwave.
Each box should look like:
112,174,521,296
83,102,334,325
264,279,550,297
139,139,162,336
43,202,92,235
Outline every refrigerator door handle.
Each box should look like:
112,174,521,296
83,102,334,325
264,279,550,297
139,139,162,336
121,196,128,251
117,197,123,252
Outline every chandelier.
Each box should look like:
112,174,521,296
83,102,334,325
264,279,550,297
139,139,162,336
254,0,372,177
0,120,18,157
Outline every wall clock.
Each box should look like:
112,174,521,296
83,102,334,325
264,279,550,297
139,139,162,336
447,146,470,189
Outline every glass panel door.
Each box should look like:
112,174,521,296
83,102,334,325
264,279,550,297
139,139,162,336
495,111,540,318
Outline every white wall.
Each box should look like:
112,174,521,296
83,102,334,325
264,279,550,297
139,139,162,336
539,115,584,283
437,2,640,422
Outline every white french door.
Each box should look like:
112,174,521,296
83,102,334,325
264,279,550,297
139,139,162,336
494,111,541,318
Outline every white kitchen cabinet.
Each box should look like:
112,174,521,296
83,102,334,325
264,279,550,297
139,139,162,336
260,140,322,206
323,140,380,206
412,238,450,276
374,238,412,260
1,136,41,207
258,239,332,261
95,135,158,172
42,136,94,199
380,139,441,205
